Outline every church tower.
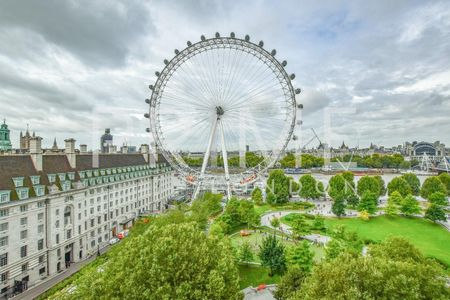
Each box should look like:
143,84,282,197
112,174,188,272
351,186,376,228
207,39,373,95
0,119,13,151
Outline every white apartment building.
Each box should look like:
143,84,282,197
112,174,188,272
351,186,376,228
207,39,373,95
0,138,173,299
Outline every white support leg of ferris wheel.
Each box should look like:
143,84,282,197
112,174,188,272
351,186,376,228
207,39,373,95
219,122,231,200
193,116,219,200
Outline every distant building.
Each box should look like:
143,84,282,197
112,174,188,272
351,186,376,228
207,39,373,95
100,129,113,153
19,125,35,151
0,119,12,152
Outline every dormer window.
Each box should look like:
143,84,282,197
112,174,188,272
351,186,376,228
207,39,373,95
68,172,75,180
86,170,92,177
100,169,105,176
16,187,29,200
48,174,56,183
34,185,45,197
58,173,66,181
12,177,24,188
78,171,85,179
93,170,99,177
61,181,71,191
0,191,10,203
106,169,111,175
30,175,40,185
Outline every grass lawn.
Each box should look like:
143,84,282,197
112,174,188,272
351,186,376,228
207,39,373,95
238,265,281,289
323,216,450,267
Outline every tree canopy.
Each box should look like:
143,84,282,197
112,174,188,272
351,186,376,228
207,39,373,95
62,222,242,300
421,176,447,200
290,238,450,300
299,174,322,199
387,176,412,197
401,173,421,195
266,169,291,204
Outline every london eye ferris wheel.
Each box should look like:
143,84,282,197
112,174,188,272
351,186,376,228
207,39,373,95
145,32,302,199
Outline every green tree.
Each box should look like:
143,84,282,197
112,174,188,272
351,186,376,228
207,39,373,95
259,235,287,276
266,192,276,205
311,215,326,231
387,176,411,197
238,199,258,228
421,176,447,199
251,187,263,205
288,241,314,272
438,172,450,195
401,173,421,195
271,217,281,228
279,152,295,168
374,175,386,196
400,194,421,217
293,238,450,300
239,241,254,265
274,267,308,300
388,190,403,205
384,192,400,216
331,195,346,217
425,204,447,223
64,223,242,300
266,169,290,204
357,191,377,214
324,239,345,261
209,222,225,238
328,174,346,200
291,214,311,238
299,174,321,199
428,191,448,206
356,176,381,198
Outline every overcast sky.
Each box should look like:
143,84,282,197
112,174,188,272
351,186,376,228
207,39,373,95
0,0,449,150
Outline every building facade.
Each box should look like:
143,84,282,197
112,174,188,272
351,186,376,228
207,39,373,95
0,138,173,298
100,129,113,154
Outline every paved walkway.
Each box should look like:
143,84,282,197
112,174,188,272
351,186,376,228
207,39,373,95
14,246,110,300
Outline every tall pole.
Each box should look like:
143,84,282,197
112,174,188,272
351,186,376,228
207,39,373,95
219,122,231,200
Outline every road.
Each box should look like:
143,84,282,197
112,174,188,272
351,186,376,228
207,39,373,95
14,245,110,300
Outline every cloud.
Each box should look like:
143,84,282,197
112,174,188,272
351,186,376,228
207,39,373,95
0,0,449,151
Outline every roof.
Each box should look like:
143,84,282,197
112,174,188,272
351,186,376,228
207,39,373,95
0,155,39,190
76,154,147,170
0,153,162,192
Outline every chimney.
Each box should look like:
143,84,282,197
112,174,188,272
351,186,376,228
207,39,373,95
65,138,76,168
80,144,87,153
29,136,43,171
108,144,116,154
140,144,149,163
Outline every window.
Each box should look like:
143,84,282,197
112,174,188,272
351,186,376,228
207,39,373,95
20,245,27,258
20,204,28,212
38,212,44,220
0,237,7,247
30,175,40,185
20,217,27,225
91,240,95,248
90,219,94,227
39,267,46,275
21,262,28,273
55,220,60,228
56,234,59,244
17,188,29,200
0,253,7,267
66,230,71,239
0,222,7,232
55,209,59,215
57,249,61,257
38,224,44,233
48,174,56,183
0,192,10,203
34,186,45,197
39,255,45,264
1,271,8,283
12,177,24,187
38,239,44,250
37,201,44,208
20,230,27,239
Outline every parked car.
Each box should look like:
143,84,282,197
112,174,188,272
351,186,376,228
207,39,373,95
109,237,120,245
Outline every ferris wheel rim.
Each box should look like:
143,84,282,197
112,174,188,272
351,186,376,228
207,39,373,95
147,33,299,186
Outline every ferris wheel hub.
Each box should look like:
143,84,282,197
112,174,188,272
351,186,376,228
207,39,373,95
215,106,225,116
